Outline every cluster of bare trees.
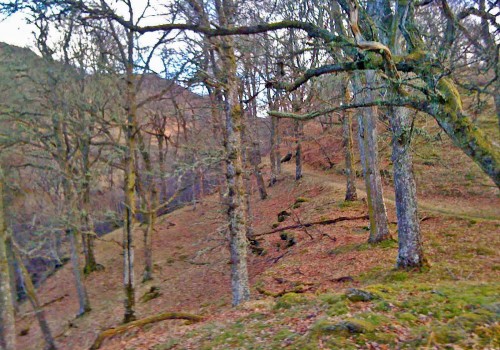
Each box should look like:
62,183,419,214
0,0,498,349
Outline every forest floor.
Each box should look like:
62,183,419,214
14,159,499,350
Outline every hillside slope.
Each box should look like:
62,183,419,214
15,162,499,350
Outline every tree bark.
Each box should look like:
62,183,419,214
218,6,251,305
353,72,390,243
268,89,280,186
81,140,98,274
14,249,57,350
252,141,268,200
0,168,16,350
122,28,137,323
390,105,425,268
68,229,91,315
294,120,303,181
342,77,358,201
63,178,91,316
137,132,157,283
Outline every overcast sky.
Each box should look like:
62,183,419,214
0,12,36,49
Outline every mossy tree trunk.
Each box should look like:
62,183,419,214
122,27,138,323
13,248,57,350
217,1,251,306
0,167,16,350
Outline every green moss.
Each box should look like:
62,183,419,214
373,300,391,312
318,293,343,305
475,246,495,256
338,200,363,209
383,270,409,282
356,312,390,326
397,312,417,324
274,292,308,309
151,339,179,350
437,78,463,112
273,328,296,342
294,197,309,204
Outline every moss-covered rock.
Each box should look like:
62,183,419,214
345,288,378,302
311,318,375,335
274,292,308,309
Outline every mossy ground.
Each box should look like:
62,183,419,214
165,280,498,349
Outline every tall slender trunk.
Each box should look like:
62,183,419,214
68,229,91,316
14,249,56,350
81,174,98,275
123,29,137,323
221,38,250,307
80,123,98,275
137,133,157,282
353,72,390,243
63,179,91,316
342,78,358,201
246,77,267,200
269,106,280,186
0,169,16,350
5,236,18,314
157,137,168,203
142,188,156,282
294,120,303,181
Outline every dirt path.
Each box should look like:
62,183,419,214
282,163,500,222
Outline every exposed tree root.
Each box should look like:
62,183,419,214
255,215,369,237
90,312,204,349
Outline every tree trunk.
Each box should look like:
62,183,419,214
137,132,158,283
342,78,358,201
269,102,280,186
0,169,16,350
123,29,137,323
14,249,57,350
252,141,268,200
353,72,390,243
81,181,98,275
157,137,168,203
221,36,251,307
5,236,18,314
81,136,99,275
63,178,91,316
246,77,267,200
390,106,425,269
68,229,91,315
294,120,303,181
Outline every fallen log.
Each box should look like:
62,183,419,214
256,284,313,298
90,312,204,349
255,215,369,237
